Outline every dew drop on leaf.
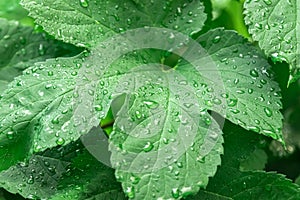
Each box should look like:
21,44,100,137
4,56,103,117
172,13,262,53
27,176,34,184
125,186,135,199
263,0,272,5
250,69,259,78
94,105,102,111
264,107,273,117
143,100,159,109
143,142,154,152
47,71,54,76
135,110,142,119
171,188,180,199
51,116,59,124
79,0,89,8
6,131,14,140
56,138,65,145
212,35,221,43
248,126,260,132
228,98,238,107
129,175,140,184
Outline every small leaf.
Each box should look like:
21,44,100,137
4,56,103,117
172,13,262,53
244,0,300,84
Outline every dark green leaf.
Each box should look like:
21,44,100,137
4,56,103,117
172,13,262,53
188,124,300,200
0,140,125,200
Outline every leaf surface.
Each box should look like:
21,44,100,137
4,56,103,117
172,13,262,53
0,140,125,200
178,28,283,141
0,18,81,92
244,0,300,83
188,124,300,200
109,65,223,199
20,0,206,47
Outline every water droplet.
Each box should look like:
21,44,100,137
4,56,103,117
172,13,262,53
254,23,263,29
264,107,272,117
143,100,159,109
263,0,272,5
71,71,78,76
125,186,135,199
183,103,193,108
162,138,169,144
135,110,142,119
129,175,140,184
88,89,94,96
250,69,259,78
56,138,65,145
48,71,54,76
242,182,247,189
271,52,287,63
203,116,211,125
248,126,260,132
6,131,14,140
94,105,102,111
38,44,45,56
213,98,222,105
177,162,183,168
197,156,206,163
171,188,180,199
212,35,221,43
51,116,59,124
228,98,238,107
143,142,154,152
27,176,34,184
79,0,89,8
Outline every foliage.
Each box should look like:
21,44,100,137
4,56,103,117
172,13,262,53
0,0,300,199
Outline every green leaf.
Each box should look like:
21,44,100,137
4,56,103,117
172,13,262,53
178,28,284,141
20,0,206,48
191,172,300,200
0,46,148,171
0,18,81,92
188,123,300,199
109,65,223,199
0,54,85,171
0,140,125,200
244,0,300,84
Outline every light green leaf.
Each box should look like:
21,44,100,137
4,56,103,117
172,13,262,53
0,140,125,200
109,65,223,199
244,0,300,83
188,124,300,200
178,28,283,141
0,18,81,92
20,0,206,48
